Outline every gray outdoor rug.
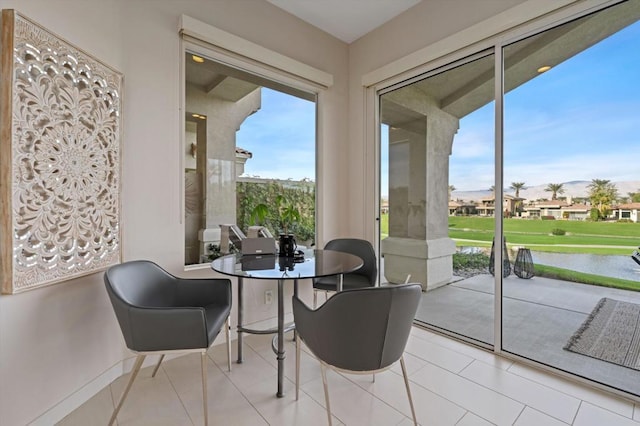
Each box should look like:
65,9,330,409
564,298,640,371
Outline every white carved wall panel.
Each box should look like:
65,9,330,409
1,10,123,293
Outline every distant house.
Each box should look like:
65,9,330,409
611,203,640,223
523,200,590,220
448,200,477,216
475,194,524,217
561,204,591,220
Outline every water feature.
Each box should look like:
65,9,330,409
531,252,640,282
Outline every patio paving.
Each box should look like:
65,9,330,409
416,273,640,397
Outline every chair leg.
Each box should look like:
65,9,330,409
320,363,332,426
201,351,208,426
109,354,146,426
400,355,417,425
151,354,165,378
295,334,301,400
225,316,232,372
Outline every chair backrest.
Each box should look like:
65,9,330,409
323,238,377,286
104,260,181,351
293,283,422,372
105,260,178,308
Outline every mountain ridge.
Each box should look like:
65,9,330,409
452,180,640,202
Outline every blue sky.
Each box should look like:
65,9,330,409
451,19,640,191
237,18,639,195
236,89,315,181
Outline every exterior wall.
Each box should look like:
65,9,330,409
0,0,348,424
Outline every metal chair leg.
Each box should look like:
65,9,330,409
151,354,165,378
109,354,146,426
225,316,232,372
295,335,301,400
201,351,208,426
320,363,332,426
400,355,417,425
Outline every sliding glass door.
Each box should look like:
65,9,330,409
379,49,496,346
379,1,640,397
502,5,640,396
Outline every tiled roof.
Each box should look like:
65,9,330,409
614,203,640,209
235,147,253,158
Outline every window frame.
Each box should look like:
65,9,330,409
180,20,326,270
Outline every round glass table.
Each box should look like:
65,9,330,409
211,249,363,397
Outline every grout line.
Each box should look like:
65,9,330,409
163,361,197,426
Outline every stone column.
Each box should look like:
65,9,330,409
185,83,261,261
381,91,458,290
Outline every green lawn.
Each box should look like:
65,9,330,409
449,216,639,255
380,214,639,290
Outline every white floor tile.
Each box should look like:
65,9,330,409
459,360,579,423
57,386,114,426
349,366,466,425
390,351,429,377
405,334,474,373
455,412,495,426
507,362,636,418
574,402,640,426
410,362,524,425
241,375,343,426
162,354,267,426
108,365,193,426
301,369,407,426
60,326,640,426
514,407,569,426
413,330,513,371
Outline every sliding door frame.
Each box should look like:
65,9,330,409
370,0,632,399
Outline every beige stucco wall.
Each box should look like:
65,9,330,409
0,0,609,423
0,1,347,424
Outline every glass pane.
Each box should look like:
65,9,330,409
503,4,640,397
184,52,316,265
380,49,496,345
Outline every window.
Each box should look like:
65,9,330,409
183,51,317,265
377,0,640,398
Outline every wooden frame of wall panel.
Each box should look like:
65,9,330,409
0,10,123,294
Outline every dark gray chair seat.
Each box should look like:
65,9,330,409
104,260,232,425
293,283,422,425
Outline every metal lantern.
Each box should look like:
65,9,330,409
514,248,535,279
489,237,511,278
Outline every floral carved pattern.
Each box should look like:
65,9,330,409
6,14,122,292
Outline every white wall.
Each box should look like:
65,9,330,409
0,0,606,423
0,1,347,424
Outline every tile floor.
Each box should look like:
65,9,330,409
59,326,640,426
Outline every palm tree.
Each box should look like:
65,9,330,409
510,182,526,198
588,178,618,220
510,182,526,215
448,185,456,200
544,183,564,200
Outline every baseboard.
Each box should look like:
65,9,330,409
28,353,186,425
27,323,273,425
28,360,124,426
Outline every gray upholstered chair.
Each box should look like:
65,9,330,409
104,260,232,426
312,238,377,307
293,283,422,425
